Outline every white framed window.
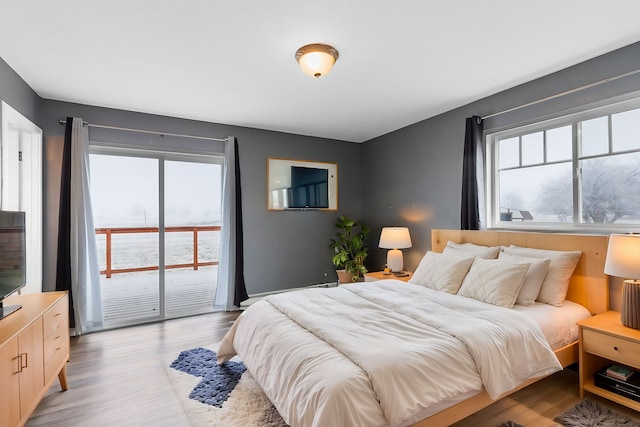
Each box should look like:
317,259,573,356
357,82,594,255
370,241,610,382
486,95,640,231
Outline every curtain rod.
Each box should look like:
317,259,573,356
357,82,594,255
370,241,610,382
57,119,228,142
481,67,640,121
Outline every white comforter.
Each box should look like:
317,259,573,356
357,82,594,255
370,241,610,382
218,280,562,427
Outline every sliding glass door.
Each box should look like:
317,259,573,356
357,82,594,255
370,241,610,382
164,159,221,318
89,148,222,329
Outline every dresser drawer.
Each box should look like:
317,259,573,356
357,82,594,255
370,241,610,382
43,315,69,383
44,342,69,384
582,329,640,368
43,295,68,339
44,323,68,365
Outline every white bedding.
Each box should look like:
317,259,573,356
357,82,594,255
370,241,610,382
512,299,591,350
218,280,562,427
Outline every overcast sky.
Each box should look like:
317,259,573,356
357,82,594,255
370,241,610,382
89,154,222,227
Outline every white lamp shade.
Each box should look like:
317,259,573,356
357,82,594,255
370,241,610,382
604,234,640,279
379,227,412,249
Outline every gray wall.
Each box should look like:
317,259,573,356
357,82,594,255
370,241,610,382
40,100,362,295
0,57,41,126
361,41,640,309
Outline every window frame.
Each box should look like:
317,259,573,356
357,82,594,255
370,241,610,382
486,94,640,233
87,143,224,327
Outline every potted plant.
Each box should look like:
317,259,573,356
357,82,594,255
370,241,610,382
330,215,370,283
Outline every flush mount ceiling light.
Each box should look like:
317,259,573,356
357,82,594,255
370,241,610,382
295,43,339,78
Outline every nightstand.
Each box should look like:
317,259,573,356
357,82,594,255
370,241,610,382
577,311,640,411
364,271,413,282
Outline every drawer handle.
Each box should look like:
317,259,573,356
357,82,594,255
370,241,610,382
18,353,28,372
54,313,61,317
614,346,619,351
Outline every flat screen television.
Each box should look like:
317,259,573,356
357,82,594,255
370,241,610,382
0,210,26,319
267,158,337,210
287,166,329,208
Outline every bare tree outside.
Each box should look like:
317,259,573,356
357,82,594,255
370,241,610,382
534,171,572,222
535,157,640,223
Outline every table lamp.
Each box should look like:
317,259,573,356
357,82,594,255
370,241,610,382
604,234,640,329
378,227,412,272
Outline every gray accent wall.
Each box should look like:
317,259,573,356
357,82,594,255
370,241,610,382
361,41,640,274
0,57,41,125
40,100,362,295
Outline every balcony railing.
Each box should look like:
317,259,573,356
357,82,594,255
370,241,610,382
95,226,221,278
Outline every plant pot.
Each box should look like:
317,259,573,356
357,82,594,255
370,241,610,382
336,269,353,285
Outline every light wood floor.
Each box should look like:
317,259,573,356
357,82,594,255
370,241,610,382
26,311,640,427
26,311,239,427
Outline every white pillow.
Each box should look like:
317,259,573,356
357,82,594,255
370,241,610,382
457,258,531,308
498,252,551,306
443,241,500,259
409,251,475,294
502,245,582,306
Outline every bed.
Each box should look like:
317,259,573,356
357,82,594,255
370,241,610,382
218,229,609,427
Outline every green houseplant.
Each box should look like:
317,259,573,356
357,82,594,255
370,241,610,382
330,215,370,282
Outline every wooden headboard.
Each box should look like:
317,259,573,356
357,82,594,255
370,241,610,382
431,229,609,315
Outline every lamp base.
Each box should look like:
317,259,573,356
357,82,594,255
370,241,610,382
621,280,640,329
386,249,404,273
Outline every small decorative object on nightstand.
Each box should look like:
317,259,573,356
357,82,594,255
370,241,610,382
604,234,640,329
578,311,640,411
364,271,413,282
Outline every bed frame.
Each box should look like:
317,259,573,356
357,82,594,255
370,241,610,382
409,229,609,427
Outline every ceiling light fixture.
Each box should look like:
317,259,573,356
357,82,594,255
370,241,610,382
295,43,339,78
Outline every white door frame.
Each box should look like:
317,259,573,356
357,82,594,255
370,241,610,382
0,101,43,294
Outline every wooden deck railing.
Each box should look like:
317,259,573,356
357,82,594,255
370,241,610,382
95,226,221,278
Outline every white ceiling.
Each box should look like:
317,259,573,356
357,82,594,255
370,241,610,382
1,1,640,143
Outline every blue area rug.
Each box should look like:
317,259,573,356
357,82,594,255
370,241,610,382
166,346,288,427
170,347,246,407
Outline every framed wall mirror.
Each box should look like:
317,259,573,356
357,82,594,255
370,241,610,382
267,158,338,211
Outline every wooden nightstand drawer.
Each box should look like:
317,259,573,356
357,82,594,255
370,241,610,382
583,329,640,369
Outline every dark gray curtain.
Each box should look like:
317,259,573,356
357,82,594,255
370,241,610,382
233,139,249,307
461,116,483,230
55,117,75,328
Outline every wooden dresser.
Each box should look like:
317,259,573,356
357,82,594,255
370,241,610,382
0,291,69,427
